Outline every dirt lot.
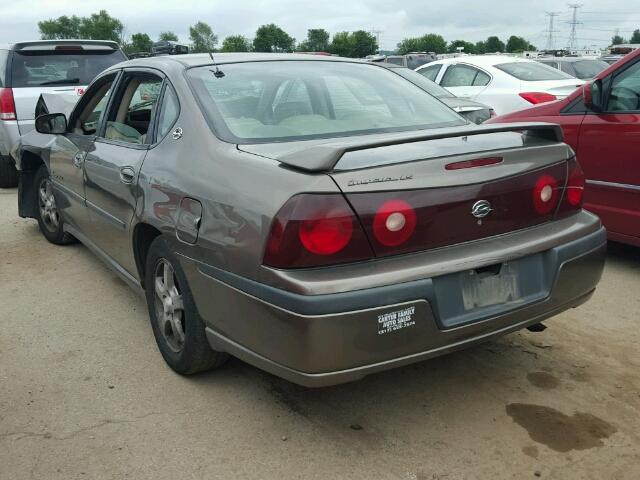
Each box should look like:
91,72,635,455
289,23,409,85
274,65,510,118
1,186,639,480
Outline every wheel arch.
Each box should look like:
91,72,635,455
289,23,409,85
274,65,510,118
132,222,163,288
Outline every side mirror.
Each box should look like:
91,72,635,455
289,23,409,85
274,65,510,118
35,113,67,135
583,80,603,112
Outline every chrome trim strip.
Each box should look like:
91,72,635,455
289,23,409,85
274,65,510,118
51,179,84,204
586,179,640,192
85,199,127,230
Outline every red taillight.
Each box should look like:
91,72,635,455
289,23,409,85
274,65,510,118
372,200,417,247
0,88,16,121
519,92,557,104
532,174,560,215
566,161,585,207
263,194,373,268
445,157,503,170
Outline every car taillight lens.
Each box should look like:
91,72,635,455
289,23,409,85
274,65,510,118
519,92,557,104
263,193,373,268
532,174,560,215
372,199,417,246
558,158,585,216
0,88,16,121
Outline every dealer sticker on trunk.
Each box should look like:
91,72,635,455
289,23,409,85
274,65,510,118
377,306,416,335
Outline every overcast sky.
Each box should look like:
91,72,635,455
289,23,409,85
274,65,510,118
1,0,639,50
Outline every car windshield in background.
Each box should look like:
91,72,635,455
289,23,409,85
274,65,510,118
188,61,465,143
390,67,455,98
10,50,126,87
572,60,609,79
495,62,575,81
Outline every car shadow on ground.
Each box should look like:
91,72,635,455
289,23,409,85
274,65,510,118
605,241,640,269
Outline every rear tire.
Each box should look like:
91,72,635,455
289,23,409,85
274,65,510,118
34,165,75,245
0,156,18,188
144,235,228,375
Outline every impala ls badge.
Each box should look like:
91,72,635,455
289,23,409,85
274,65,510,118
471,200,492,222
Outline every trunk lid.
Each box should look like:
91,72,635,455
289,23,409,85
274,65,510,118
521,79,584,99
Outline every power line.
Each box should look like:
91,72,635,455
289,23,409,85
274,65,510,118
567,3,583,50
544,11,561,50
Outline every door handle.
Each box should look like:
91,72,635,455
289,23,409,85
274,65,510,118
73,152,85,168
119,166,136,184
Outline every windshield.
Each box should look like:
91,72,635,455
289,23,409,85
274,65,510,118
495,61,575,81
389,67,454,98
572,60,609,79
10,50,126,88
188,61,465,143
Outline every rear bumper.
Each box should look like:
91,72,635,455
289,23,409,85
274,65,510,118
180,213,606,387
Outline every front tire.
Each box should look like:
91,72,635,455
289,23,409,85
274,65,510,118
34,166,75,245
144,235,228,375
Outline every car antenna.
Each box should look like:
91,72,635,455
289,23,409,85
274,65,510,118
209,51,225,78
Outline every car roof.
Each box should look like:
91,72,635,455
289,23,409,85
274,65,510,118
538,57,605,63
427,55,533,67
117,52,367,70
0,39,120,52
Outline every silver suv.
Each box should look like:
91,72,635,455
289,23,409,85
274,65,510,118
0,40,126,187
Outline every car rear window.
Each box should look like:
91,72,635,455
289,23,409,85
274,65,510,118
0,50,8,87
572,60,609,79
188,61,465,143
495,62,574,81
10,49,126,88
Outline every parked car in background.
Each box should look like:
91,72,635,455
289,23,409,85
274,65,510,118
0,40,126,187
381,64,495,123
152,41,189,56
381,52,435,69
416,55,584,115
13,53,605,386
536,57,609,80
487,47,640,247
599,54,625,65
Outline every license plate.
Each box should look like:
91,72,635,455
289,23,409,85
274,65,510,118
460,262,520,310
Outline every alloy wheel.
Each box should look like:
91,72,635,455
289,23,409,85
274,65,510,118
154,259,186,353
38,178,59,233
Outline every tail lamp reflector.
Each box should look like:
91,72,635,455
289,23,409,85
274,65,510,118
445,157,503,170
373,200,417,247
532,175,560,215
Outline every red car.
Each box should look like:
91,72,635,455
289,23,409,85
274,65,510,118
488,49,640,247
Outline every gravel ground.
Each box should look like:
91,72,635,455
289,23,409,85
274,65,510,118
1,186,639,480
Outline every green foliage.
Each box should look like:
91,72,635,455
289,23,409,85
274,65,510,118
506,35,535,53
611,34,625,45
124,33,153,54
396,33,447,55
189,21,218,53
327,30,378,58
253,23,295,53
474,41,487,54
38,15,81,39
484,36,505,53
78,10,123,42
298,28,330,52
159,31,179,42
38,10,122,42
220,35,251,52
448,40,476,54
630,29,640,44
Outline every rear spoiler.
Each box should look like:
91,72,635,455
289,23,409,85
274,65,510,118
276,122,564,172
12,40,119,51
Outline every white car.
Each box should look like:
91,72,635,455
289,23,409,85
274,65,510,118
415,55,584,115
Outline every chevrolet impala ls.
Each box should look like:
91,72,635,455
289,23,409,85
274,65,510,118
12,53,606,386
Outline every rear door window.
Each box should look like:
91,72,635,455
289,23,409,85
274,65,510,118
441,64,490,87
417,64,442,82
495,62,574,81
10,49,126,87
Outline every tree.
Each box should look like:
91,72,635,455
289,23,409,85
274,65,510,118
630,29,640,44
159,31,179,42
189,21,218,53
220,35,251,52
328,32,352,56
125,33,153,54
506,35,535,53
611,34,625,45
298,28,330,52
448,40,476,54
38,15,81,39
349,30,378,57
78,10,123,43
253,24,295,53
484,36,505,53
474,41,487,54
396,33,447,55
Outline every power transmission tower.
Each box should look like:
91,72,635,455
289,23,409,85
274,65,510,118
544,12,561,50
567,3,583,50
369,28,383,48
